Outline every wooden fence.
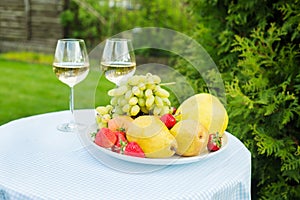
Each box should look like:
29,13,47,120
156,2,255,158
0,0,66,53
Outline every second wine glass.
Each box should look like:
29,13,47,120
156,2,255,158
101,38,136,86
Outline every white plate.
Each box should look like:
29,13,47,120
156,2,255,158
84,129,229,166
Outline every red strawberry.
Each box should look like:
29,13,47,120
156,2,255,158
115,131,127,146
94,128,117,148
111,131,128,153
207,133,222,152
124,142,145,158
160,113,177,129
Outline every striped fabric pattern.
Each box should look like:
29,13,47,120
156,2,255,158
0,110,251,200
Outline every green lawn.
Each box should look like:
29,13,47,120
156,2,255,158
0,59,114,125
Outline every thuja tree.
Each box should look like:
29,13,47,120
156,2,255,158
179,0,300,199
228,23,300,199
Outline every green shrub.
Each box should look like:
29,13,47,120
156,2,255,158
176,0,300,199
228,23,300,200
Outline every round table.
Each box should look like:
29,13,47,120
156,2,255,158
0,110,251,200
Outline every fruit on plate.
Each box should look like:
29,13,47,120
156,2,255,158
107,73,173,117
94,128,117,148
170,120,209,156
111,131,128,153
124,142,145,158
126,115,177,158
108,115,133,132
160,113,177,129
207,133,222,152
95,105,114,128
175,93,228,136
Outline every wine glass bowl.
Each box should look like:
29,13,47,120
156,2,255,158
101,38,136,86
53,39,90,132
53,63,89,87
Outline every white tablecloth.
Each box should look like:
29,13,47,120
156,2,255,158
0,110,251,200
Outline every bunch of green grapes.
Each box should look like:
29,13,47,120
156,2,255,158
108,73,172,117
95,105,113,128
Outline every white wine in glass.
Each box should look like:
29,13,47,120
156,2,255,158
101,38,136,86
53,39,89,132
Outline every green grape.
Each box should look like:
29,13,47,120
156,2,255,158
129,97,138,105
162,97,171,106
107,88,118,96
148,104,155,113
131,85,143,98
145,89,153,97
108,86,127,96
128,76,140,85
122,104,131,113
138,98,145,107
112,113,120,119
124,90,133,100
154,85,160,91
146,95,155,108
130,105,140,116
138,82,146,90
118,98,128,106
153,106,162,115
106,105,113,113
118,85,128,95
137,75,147,83
101,114,111,123
145,83,156,90
95,115,102,124
146,77,154,85
140,106,149,114
155,87,170,98
132,86,141,96
110,97,119,106
154,96,164,107
136,92,144,98
114,107,123,115
162,106,171,115
100,73,173,117
96,106,107,115
152,75,161,84
97,122,107,129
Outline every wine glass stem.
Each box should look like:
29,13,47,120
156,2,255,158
69,86,75,123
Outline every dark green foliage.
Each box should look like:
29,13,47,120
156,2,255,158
60,0,194,50
182,0,300,199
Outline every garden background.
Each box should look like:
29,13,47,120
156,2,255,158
0,0,299,199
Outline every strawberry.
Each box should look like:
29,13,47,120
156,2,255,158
115,131,127,146
111,131,128,153
124,142,145,158
94,128,117,148
207,133,222,152
160,113,177,129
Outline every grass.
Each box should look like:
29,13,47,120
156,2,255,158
0,54,114,125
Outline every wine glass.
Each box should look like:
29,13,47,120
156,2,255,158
101,38,136,86
53,39,90,132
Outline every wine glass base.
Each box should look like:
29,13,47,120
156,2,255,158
57,122,86,132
